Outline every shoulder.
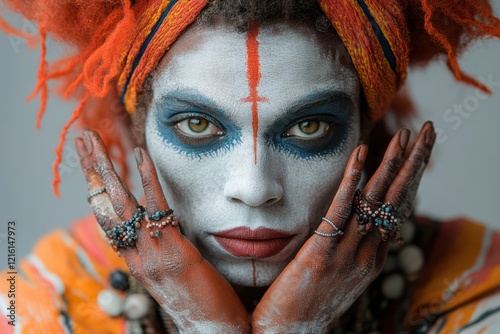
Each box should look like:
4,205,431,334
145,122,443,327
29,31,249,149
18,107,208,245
407,217,500,333
0,215,127,334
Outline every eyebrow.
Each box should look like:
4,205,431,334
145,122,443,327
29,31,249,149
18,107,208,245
154,90,224,116
286,90,355,115
154,89,355,127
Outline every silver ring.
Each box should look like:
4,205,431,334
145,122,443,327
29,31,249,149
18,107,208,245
87,187,106,202
314,217,344,237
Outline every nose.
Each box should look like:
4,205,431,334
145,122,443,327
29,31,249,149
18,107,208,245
224,154,284,208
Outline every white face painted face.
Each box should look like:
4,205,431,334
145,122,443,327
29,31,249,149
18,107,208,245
145,21,361,287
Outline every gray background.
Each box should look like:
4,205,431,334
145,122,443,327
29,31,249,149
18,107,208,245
1,8,500,260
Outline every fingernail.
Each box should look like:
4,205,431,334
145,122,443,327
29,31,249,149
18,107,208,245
399,129,410,149
357,145,368,163
83,130,93,154
134,148,143,165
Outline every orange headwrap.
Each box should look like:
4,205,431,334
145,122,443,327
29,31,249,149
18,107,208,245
1,0,500,196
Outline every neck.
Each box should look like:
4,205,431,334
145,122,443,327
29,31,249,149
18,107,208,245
231,283,269,313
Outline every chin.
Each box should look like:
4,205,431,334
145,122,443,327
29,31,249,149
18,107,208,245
209,257,290,287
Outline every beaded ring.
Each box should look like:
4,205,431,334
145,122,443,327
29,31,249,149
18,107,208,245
106,206,146,251
314,217,344,237
353,190,403,242
87,187,106,202
146,209,179,239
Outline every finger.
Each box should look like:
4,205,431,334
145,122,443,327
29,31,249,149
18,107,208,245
84,129,138,219
76,137,119,230
77,136,142,258
348,130,410,260
134,148,170,215
363,128,410,204
386,121,435,215
134,147,183,250
313,145,367,245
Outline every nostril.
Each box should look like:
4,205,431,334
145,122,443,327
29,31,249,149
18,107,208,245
264,197,280,206
230,198,243,204
229,196,280,206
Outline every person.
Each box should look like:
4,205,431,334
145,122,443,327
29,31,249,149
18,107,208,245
1,1,500,333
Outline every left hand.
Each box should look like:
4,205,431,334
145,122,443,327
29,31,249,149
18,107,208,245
76,129,249,333
251,122,436,333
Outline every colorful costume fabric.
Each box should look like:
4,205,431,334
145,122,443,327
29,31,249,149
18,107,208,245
0,216,499,333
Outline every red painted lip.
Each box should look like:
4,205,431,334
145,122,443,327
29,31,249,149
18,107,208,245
212,227,294,259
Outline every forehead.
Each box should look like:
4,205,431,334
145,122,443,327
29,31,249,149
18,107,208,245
151,20,359,113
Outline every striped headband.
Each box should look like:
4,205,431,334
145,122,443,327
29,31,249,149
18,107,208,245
118,0,410,121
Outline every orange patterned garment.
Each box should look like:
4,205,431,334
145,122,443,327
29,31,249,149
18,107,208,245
1,216,499,333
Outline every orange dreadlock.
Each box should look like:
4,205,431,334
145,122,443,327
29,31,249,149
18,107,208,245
0,0,499,196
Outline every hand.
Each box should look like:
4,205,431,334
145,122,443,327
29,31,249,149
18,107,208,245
252,122,436,333
76,129,249,334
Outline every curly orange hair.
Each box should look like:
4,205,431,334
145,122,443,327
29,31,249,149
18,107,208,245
1,0,500,196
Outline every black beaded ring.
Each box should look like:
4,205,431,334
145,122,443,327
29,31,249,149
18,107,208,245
148,209,173,221
105,206,146,251
353,190,403,242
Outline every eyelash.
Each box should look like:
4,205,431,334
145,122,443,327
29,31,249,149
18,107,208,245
171,115,335,141
160,112,346,160
164,113,223,143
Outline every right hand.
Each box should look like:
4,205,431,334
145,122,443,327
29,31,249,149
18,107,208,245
76,128,249,333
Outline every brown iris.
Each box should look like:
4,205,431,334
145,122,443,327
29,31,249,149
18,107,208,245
188,118,209,133
298,121,320,135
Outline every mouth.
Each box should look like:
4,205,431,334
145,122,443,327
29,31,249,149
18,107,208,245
212,227,294,259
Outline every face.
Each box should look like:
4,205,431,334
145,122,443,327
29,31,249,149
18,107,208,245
144,20,361,287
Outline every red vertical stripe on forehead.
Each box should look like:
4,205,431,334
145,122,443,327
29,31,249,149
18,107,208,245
243,21,267,165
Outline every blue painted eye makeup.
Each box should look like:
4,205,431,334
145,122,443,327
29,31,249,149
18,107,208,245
151,90,354,160
268,91,354,159
152,91,242,158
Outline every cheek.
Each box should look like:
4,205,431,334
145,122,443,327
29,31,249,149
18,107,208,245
283,156,348,214
281,125,359,224
145,115,230,230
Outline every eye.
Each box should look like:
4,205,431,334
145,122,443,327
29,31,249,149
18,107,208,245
283,120,331,139
175,117,224,138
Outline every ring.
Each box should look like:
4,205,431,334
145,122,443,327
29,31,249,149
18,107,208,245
148,209,173,221
87,187,106,202
353,190,403,241
314,217,344,237
105,206,146,250
146,209,178,238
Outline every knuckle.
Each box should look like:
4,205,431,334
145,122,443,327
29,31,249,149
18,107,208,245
410,146,428,167
143,263,163,281
332,204,352,222
346,167,362,180
362,258,376,273
161,248,186,275
385,156,403,177
140,174,156,195
391,184,410,203
128,266,144,281
113,203,126,218
354,265,372,279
